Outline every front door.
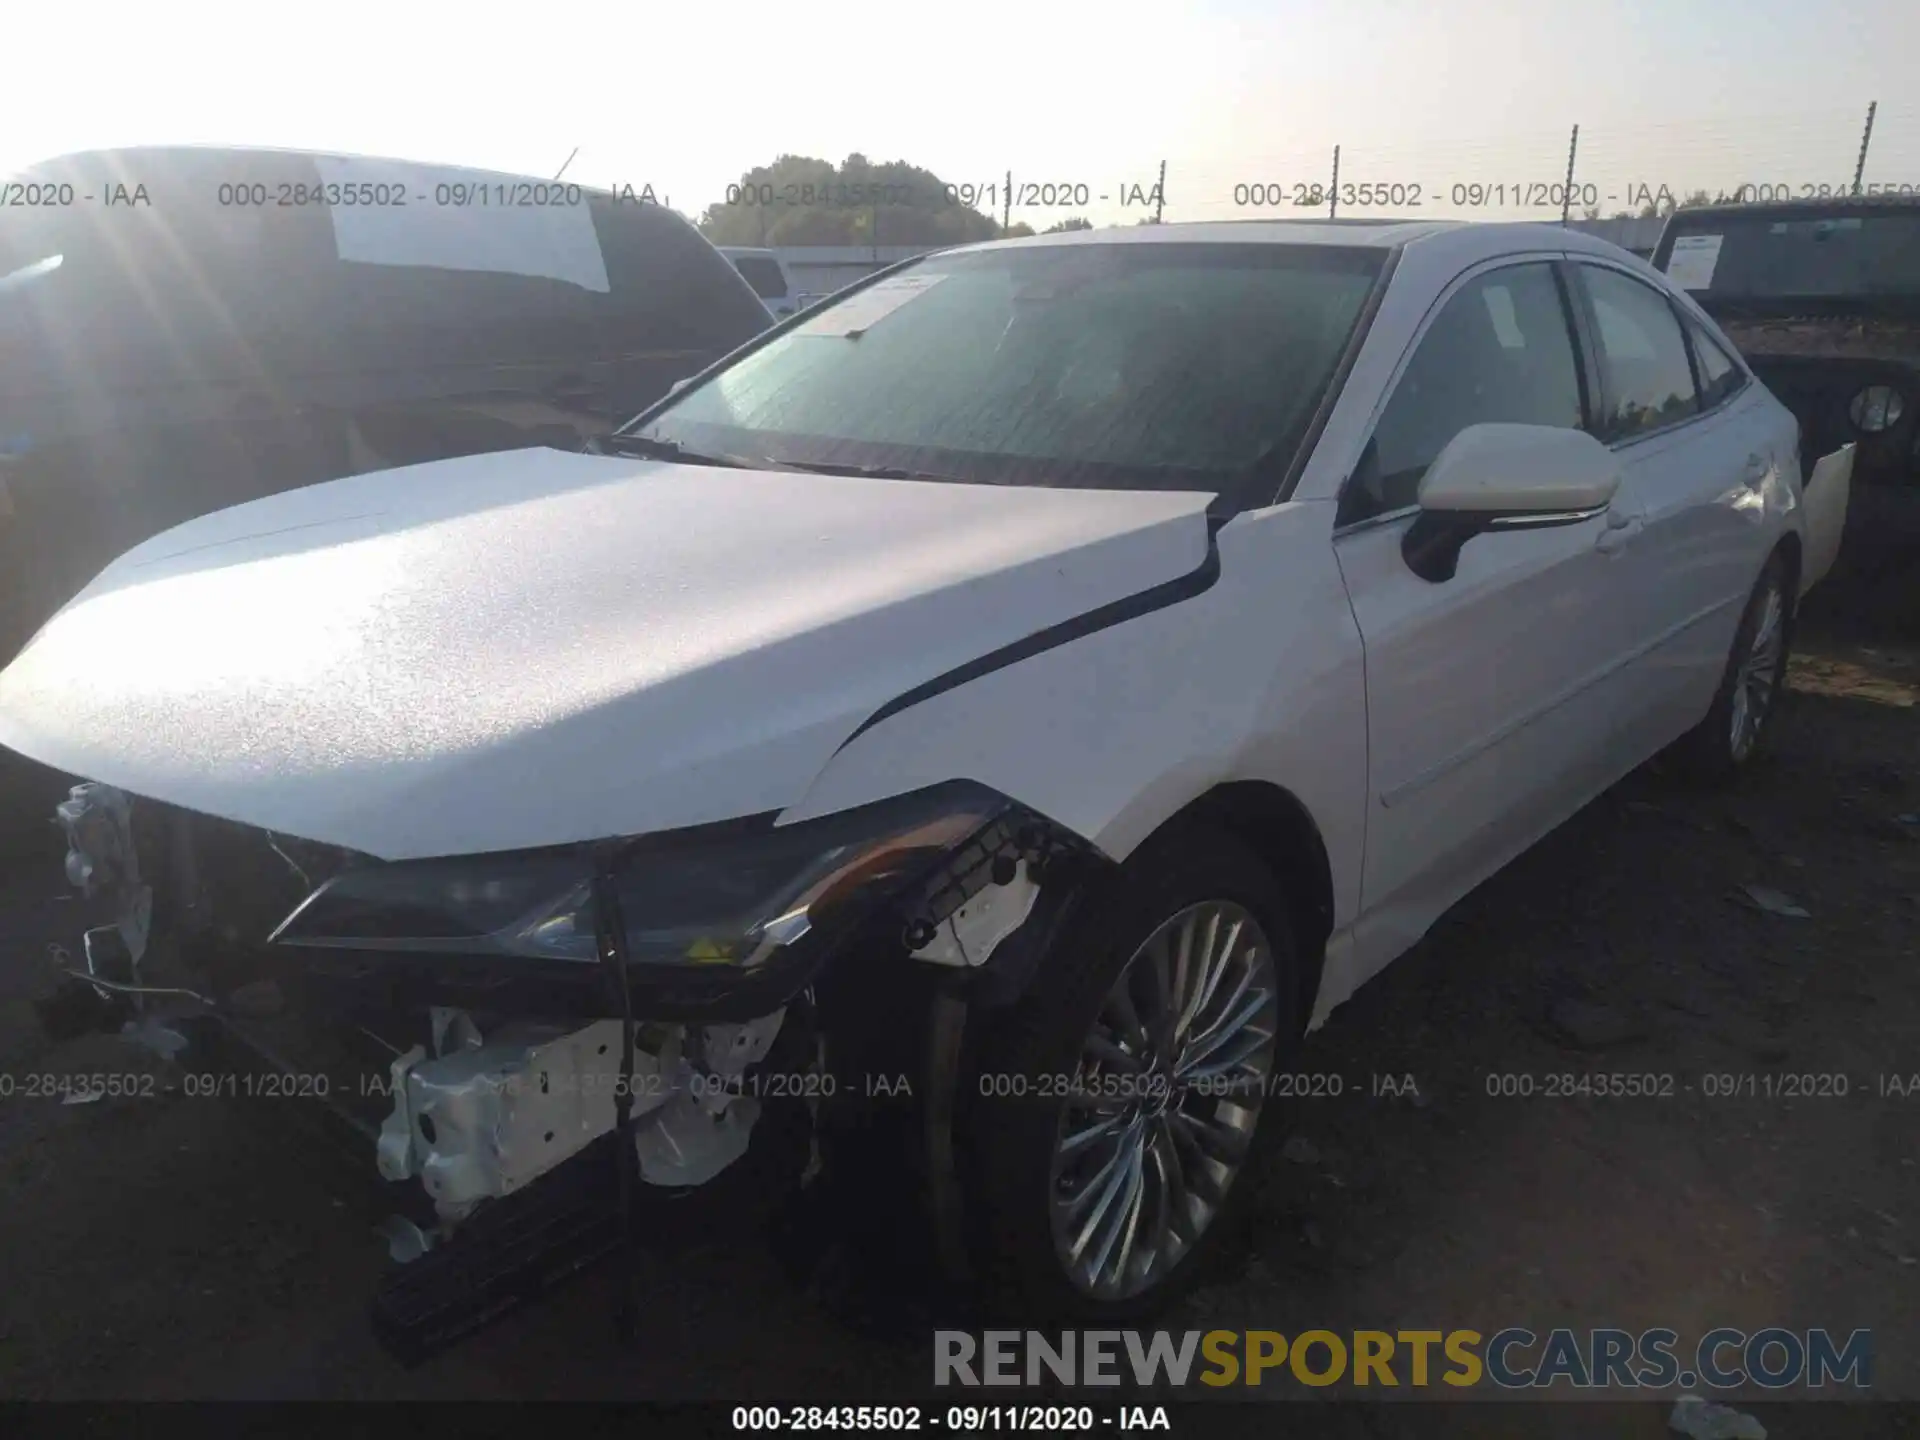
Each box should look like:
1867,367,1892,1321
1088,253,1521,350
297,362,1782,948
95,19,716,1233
1334,258,1645,979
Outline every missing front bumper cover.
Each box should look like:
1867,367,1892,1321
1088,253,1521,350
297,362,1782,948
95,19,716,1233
374,1008,789,1229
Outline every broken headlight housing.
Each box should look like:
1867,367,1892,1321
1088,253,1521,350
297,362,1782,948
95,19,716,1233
269,782,1014,972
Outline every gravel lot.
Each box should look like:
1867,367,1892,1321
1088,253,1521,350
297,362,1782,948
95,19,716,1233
0,495,1915,1435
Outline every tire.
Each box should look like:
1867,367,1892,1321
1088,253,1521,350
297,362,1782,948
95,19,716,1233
958,824,1303,1322
1668,548,1795,784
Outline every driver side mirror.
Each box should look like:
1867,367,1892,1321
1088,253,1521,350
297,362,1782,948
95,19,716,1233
1401,423,1622,583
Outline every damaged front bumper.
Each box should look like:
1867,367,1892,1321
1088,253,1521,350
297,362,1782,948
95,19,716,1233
43,776,1093,1358
374,1009,788,1222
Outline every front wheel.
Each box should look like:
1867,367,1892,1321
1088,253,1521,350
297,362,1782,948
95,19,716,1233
958,826,1303,1321
1668,549,1794,783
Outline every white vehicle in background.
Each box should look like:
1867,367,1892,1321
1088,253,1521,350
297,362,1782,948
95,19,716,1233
719,246,799,319
0,220,1850,1354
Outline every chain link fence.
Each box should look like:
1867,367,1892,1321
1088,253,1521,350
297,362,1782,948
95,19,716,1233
952,102,1917,233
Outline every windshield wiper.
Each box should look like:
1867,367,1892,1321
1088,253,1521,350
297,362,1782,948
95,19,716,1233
586,432,774,469
590,433,967,484
768,458,970,485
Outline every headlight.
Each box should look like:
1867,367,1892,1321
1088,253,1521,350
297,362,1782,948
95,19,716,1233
269,782,1014,970
1848,384,1905,434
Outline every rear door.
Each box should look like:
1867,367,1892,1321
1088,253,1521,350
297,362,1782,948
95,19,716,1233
1566,260,1779,750
1676,301,1848,597
1335,257,1648,970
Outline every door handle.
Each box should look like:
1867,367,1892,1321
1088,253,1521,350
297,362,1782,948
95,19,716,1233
1595,512,1643,554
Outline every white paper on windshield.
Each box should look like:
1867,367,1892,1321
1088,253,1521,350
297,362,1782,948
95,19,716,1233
1664,234,1724,291
797,274,949,337
315,155,610,293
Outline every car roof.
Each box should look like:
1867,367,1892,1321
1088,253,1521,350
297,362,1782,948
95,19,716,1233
943,219,1462,253
940,217,1642,265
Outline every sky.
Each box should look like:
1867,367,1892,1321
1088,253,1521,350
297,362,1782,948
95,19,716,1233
4,0,1918,228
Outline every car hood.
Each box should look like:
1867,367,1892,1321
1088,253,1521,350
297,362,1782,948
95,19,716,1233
0,446,1213,859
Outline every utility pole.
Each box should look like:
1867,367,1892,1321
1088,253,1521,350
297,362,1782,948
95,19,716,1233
553,147,578,182
1560,124,1579,225
1853,102,1877,195
1329,146,1340,219
1153,158,1166,223
1003,170,1012,232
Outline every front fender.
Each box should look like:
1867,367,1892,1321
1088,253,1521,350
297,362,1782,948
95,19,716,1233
778,501,1369,941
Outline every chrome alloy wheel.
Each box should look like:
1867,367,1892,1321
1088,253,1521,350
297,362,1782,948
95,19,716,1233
1729,580,1786,761
1048,900,1280,1302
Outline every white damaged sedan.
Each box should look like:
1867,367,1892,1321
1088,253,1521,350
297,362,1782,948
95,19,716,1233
0,220,1851,1343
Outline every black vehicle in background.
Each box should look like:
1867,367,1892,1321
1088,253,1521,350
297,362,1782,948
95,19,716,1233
0,145,772,852
1651,195,1920,486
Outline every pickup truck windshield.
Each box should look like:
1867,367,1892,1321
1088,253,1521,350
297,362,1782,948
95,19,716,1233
622,242,1384,496
1659,211,1920,304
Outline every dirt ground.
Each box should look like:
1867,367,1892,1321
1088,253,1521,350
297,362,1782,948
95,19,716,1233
0,493,1916,1435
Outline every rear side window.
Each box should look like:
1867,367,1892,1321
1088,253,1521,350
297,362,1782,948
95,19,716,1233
315,161,610,373
1347,262,1585,521
732,256,789,300
596,205,771,355
1579,265,1701,442
1682,315,1745,409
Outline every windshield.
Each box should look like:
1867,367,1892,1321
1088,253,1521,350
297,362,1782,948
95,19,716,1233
1658,210,1920,306
620,242,1385,497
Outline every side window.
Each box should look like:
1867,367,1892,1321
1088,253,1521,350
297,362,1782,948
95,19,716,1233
595,202,773,356
1347,262,1584,522
1683,314,1745,410
1580,266,1702,441
330,186,609,372
732,255,790,302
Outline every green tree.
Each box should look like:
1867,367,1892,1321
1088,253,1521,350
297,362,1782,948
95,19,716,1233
1043,217,1094,233
1677,188,1714,210
697,153,1008,247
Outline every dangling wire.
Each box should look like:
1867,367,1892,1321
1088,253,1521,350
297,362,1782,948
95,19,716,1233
590,841,642,1343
